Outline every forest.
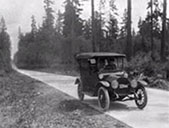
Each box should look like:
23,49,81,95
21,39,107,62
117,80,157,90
9,0,169,78
1,1,169,127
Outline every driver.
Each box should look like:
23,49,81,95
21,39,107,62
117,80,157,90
105,58,116,70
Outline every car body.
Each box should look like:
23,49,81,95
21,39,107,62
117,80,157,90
75,52,148,110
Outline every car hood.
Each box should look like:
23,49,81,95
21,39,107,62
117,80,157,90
99,71,125,80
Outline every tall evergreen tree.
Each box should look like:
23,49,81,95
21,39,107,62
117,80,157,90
43,0,55,30
40,0,56,55
55,10,63,34
119,9,128,39
18,26,23,39
107,0,118,40
0,17,7,33
138,0,162,60
83,19,92,39
107,15,118,40
63,0,83,37
0,17,12,72
138,18,151,52
31,15,38,38
147,0,162,39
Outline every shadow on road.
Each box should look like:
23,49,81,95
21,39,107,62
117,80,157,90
109,102,138,111
84,99,139,112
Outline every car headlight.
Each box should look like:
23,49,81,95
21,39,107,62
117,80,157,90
124,72,128,78
111,80,118,89
131,79,137,88
99,74,104,79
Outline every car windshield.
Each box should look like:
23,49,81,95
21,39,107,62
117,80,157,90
97,57,124,72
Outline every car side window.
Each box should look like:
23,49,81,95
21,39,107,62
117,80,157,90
89,59,96,65
97,59,105,69
79,59,89,69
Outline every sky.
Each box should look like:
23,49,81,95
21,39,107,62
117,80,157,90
0,0,168,57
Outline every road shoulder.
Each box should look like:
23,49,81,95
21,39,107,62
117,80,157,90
0,71,132,128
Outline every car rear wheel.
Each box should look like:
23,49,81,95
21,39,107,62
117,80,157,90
77,83,84,101
98,87,110,111
135,86,147,109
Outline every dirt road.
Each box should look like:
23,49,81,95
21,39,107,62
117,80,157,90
19,70,169,128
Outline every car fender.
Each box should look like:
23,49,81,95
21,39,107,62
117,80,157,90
75,78,81,85
99,81,110,88
138,80,148,86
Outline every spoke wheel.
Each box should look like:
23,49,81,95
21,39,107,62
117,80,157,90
135,86,148,109
98,87,110,111
77,83,84,101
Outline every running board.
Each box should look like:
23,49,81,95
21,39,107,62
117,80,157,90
121,96,135,101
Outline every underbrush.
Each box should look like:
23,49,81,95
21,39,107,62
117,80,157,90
127,52,169,91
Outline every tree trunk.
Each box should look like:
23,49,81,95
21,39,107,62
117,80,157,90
150,0,154,60
91,0,96,52
126,0,132,61
161,0,167,61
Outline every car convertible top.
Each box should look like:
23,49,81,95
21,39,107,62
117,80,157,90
75,52,126,59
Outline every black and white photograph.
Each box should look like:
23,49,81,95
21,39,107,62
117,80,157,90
0,0,169,127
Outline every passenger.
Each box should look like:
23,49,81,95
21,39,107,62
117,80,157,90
98,59,105,69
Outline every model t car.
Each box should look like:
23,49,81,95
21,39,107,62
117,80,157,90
75,52,148,110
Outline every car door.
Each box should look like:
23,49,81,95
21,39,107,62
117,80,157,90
79,59,98,94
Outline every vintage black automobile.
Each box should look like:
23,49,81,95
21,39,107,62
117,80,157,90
75,52,148,110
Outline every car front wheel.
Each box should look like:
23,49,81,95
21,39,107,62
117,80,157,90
134,86,148,109
77,83,84,101
98,87,110,111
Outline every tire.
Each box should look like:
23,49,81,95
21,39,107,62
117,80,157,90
77,83,84,101
98,87,110,111
135,86,148,109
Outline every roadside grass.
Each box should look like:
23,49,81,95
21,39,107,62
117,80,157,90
0,71,131,128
